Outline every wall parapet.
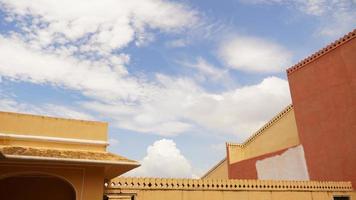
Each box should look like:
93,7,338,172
107,177,353,192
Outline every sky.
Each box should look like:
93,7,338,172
0,0,355,178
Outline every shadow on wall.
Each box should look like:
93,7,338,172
0,173,76,200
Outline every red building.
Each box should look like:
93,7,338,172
202,29,356,187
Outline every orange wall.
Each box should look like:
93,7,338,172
287,33,356,186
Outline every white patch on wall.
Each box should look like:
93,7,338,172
255,145,309,180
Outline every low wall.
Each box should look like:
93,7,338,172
105,177,354,200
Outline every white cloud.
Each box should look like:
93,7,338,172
82,75,291,140
0,1,291,140
166,39,188,48
218,36,292,73
239,0,356,38
0,0,198,56
0,36,143,102
0,35,291,139
182,57,230,81
124,139,194,178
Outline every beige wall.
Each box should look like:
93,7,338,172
0,111,108,151
201,159,228,179
0,161,105,200
108,190,355,200
228,106,300,164
106,177,355,200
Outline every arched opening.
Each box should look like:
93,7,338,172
0,173,76,200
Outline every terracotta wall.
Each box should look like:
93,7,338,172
287,34,356,186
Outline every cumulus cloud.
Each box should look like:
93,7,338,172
218,36,292,73
124,139,194,178
82,75,291,140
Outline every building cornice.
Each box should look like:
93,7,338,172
0,133,108,146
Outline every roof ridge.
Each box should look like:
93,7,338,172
287,29,356,75
227,104,293,148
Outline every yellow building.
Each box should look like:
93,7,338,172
0,110,354,200
0,111,139,200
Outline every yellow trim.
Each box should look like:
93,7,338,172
0,133,108,146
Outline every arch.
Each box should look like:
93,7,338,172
0,172,76,200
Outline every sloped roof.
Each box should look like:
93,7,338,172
0,146,138,165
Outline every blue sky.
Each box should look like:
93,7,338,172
0,0,355,178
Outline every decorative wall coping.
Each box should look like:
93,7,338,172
106,177,353,192
226,104,293,148
287,29,356,75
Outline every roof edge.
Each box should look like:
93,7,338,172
2,154,140,166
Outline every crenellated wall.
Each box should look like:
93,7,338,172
105,177,355,200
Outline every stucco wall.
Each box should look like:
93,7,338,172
229,146,294,179
109,190,356,200
105,177,355,200
0,111,108,151
255,145,309,180
287,30,356,186
0,111,107,141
